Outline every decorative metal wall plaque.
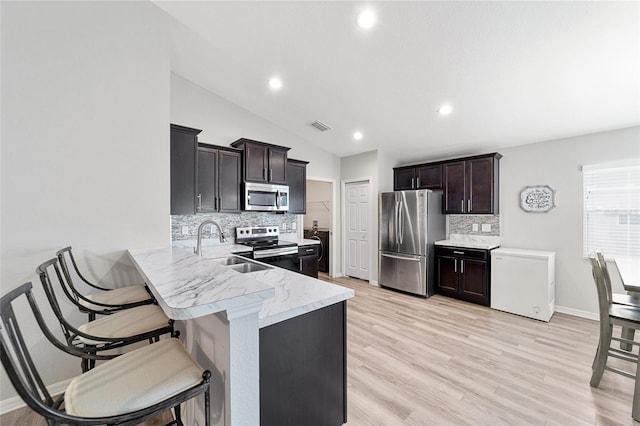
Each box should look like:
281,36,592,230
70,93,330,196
520,185,555,213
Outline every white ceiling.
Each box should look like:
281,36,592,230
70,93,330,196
156,1,639,163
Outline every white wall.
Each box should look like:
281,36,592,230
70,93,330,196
341,150,379,282
0,1,169,403
499,126,640,316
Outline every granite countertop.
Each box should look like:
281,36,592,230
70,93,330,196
128,244,353,328
435,234,501,250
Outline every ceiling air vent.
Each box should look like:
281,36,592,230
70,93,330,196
310,120,332,132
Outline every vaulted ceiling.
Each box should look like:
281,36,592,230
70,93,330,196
156,1,639,163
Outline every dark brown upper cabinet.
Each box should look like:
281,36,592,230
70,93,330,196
393,163,443,190
443,153,501,214
197,144,242,213
287,159,309,214
231,138,290,184
170,124,201,215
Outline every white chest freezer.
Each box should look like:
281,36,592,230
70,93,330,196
491,247,556,321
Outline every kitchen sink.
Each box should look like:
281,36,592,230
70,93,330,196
227,262,272,273
209,256,273,273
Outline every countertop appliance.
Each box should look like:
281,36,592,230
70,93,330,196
491,247,556,321
244,182,289,212
303,228,329,273
378,190,445,297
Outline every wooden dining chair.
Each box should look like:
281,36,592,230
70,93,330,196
38,258,175,371
1,282,211,426
57,246,154,321
589,255,640,421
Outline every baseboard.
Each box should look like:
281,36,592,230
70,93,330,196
369,280,379,286
555,305,598,321
0,378,72,415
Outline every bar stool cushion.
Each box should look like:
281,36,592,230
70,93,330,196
79,286,151,310
65,339,203,417
77,305,169,345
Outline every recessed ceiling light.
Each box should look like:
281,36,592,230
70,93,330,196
438,104,453,115
269,77,282,90
353,131,363,141
356,10,376,29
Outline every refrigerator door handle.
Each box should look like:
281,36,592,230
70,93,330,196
395,200,401,245
398,199,405,245
380,252,421,261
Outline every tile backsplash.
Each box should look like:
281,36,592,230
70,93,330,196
448,215,500,236
171,212,298,241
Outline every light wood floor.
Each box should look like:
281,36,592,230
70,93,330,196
3,275,636,425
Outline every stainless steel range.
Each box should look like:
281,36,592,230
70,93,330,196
235,226,299,271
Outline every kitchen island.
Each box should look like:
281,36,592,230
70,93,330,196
129,244,354,426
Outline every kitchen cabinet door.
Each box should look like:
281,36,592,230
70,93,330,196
416,163,443,189
218,150,242,213
244,143,269,183
196,147,218,213
459,258,488,305
393,168,416,191
287,159,308,214
268,147,288,184
170,124,201,215
467,156,495,214
443,161,466,214
436,255,458,298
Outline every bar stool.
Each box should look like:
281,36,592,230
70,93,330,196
57,247,154,321
589,255,640,421
38,258,174,371
0,282,211,426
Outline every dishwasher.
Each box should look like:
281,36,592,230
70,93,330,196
491,247,556,321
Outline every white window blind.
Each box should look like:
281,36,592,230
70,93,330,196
583,161,640,257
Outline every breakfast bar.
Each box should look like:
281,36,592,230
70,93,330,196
128,245,354,426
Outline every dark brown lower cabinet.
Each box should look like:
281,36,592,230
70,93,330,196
435,246,490,306
260,301,347,426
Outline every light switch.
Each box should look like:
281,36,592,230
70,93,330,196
481,224,491,232
291,222,297,230
472,224,479,232
281,223,286,231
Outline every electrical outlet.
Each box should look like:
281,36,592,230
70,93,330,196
291,222,297,230
481,224,491,232
472,224,479,232
281,223,286,231
181,226,189,235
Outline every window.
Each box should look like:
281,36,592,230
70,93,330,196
583,161,640,258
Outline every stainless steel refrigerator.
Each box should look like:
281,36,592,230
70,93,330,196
378,190,445,297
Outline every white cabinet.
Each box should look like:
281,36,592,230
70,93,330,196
491,247,555,321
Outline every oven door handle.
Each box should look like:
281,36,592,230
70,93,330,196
253,247,298,259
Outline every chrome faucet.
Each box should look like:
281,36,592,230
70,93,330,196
195,220,226,255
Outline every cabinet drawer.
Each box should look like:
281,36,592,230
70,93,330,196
298,245,319,256
435,246,488,261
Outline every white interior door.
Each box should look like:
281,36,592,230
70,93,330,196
345,181,370,280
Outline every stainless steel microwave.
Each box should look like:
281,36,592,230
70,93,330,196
244,182,289,212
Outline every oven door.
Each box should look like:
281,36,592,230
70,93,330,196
254,251,299,272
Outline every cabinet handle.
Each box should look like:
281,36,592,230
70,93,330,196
468,200,471,212
417,177,421,188
263,168,267,181
197,194,202,211
453,251,464,255
300,258,303,272
411,178,415,189
461,259,465,274
454,259,457,273
214,197,218,211
270,169,273,182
